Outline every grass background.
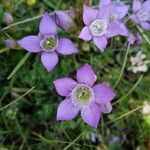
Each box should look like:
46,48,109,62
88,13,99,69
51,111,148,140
0,0,150,149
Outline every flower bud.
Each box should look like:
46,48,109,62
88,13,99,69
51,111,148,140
3,12,14,24
4,39,16,49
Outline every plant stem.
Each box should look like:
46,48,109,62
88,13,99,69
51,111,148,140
7,52,31,80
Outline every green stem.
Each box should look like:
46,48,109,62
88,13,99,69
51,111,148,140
137,25,150,46
113,44,130,89
106,106,143,124
7,52,31,80
0,47,9,54
113,75,143,105
0,87,34,111
63,132,83,150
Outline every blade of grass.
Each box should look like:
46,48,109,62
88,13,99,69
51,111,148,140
0,47,9,54
113,44,130,89
63,132,84,150
7,52,31,80
2,15,42,31
106,105,143,124
113,75,143,105
137,25,150,46
0,87,34,111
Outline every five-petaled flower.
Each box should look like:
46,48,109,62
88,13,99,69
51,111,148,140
79,0,129,52
54,64,116,128
131,0,150,30
18,12,78,72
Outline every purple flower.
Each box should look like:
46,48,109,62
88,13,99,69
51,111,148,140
18,12,78,72
4,39,16,49
54,64,116,128
127,32,141,45
131,0,150,30
79,0,129,52
53,11,75,31
3,12,14,24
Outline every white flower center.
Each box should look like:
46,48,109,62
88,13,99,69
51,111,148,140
71,84,94,106
89,19,108,36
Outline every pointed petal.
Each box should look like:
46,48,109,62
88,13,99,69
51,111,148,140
81,103,101,128
57,98,79,120
83,5,98,25
140,22,150,30
92,83,116,104
41,52,58,72
54,78,77,96
98,3,115,21
99,0,111,9
93,36,107,52
133,0,141,12
18,36,41,53
56,38,78,55
79,26,92,41
106,22,129,38
100,102,112,114
77,64,96,87
115,4,130,20
39,12,57,35
142,0,150,11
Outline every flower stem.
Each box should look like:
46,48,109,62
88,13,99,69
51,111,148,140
113,43,130,89
113,74,143,105
0,87,34,111
7,52,31,80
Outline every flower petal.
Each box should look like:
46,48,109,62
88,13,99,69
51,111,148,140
81,103,101,128
56,38,78,55
131,14,139,23
98,3,114,21
100,102,112,114
54,77,77,96
106,22,129,38
140,22,150,30
142,0,150,11
115,4,130,20
77,64,96,87
93,36,107,52
79,26,92,41
133,0,141,12
39,12,57,35
57,98,79,120
54,11,74,31
92,83,116,104
99,0,111,8
41,52,58,72
17,35,41,53
83,5,98,25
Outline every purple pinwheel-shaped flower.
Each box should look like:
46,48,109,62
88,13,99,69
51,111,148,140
131,0,150,30
54,64,116,128
18,12,78,72
79,0,129,52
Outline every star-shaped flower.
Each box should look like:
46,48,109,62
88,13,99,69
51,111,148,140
79,0,129,52
18,12,78,72
54,64,116,128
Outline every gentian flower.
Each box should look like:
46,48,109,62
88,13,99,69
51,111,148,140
79,0,129,52
54,64,116,128
131,0,150,30
18,12,78,72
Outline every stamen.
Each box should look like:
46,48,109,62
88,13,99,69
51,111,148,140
89,19,107,36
